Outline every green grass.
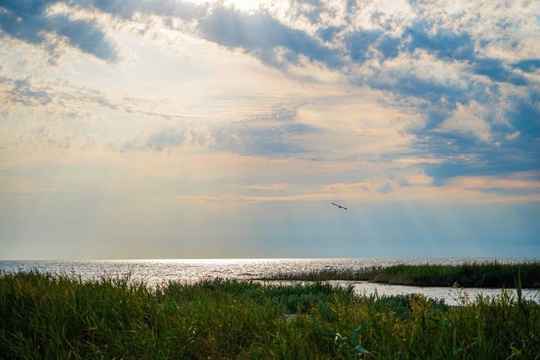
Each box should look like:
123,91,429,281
262,261,540,288
1,271,539,359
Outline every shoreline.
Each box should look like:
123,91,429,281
260,260,540,288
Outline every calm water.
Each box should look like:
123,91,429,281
1,258,538,306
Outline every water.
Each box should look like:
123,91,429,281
1,258,538,306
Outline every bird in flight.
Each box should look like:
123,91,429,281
332,202,348,210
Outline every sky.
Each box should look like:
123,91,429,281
1,0,539,260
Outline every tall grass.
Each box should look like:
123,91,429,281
262,261,540,288
1,271,539,359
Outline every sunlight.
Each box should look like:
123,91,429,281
185,0,267,11
226,0,266,11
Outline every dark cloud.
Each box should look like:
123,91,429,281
506,91,540,144
317,25,344,43
335,17,538,182
251,104,302,122
404,24,475,61
2,1,336,66
88,0,206,21
0,0,203,62
358,67,538,182
425,147,539,181
146,128,185,151
55,15,117,61
343,20,530,87
8,77,52,106
1,0,56,16
1,0,59,45
378,35,400,59
197,7,341,69
359,70,467,133
85,0,137,19
512,59,540,73
208,104,318,157
209,123,308,157
404,24,528,86
345,30,383,62
0,0,118,61
472,58,527,86
0,73,165,121
418,90,540,180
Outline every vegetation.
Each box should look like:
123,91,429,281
1,271,540,359
262,261,540,288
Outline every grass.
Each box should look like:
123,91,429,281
1,271,540,359
261,261,540,288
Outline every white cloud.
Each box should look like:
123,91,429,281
436,102,492,142
244,183,288,191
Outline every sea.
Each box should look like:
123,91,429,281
1,258,538,306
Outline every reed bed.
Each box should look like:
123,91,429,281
262,261,540,288
1,271,539,359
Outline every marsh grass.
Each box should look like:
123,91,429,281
262,261,540,288
1,271,539,359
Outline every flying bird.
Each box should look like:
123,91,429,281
332,202,348,210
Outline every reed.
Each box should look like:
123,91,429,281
262,260,540,288
1,271,539,359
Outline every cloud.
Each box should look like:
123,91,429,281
176,192,347,204
197,6,342,69
440,172,540,202
435,102,492,142
89,0,206,21
404,24,474,61
2,0,539,183
244,183,288,191
446,173,540,192
201,103,320,157
0,0,209,62
177,170,539,205
6,76,53,106
146,128,185,151
512,59,540,73
0,0,118,61
323,171,433,194
471,58,527,86
208,120,313,157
